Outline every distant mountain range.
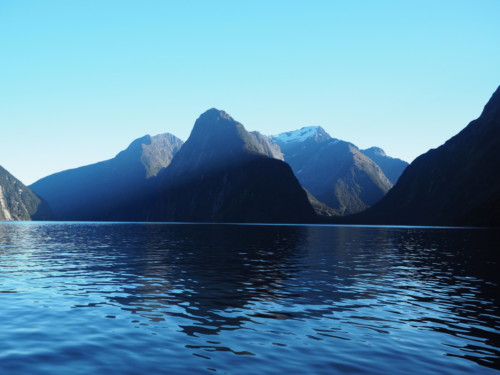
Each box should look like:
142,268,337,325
28,111,406,222
356,85,500,227
30,133,184,220
0,166,51,220
4,85,498,226
138,109,317,222
31,109,318,222
271,126,407,215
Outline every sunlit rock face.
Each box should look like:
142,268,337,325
272,126,395,215
360,147,408,185
0,166,51,221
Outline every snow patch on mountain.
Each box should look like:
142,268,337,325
272,126,330,144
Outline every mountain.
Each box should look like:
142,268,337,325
273,126,332,144
361,147,408,184
272,126,393,215
0,166,51,221
249,131,284,160
30,133,183,220
131,109,317,223
357,86,500,227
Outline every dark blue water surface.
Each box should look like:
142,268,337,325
0,222,498,374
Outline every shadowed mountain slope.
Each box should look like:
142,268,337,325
30,133,183,220
357,86,500,227
129,109,318,223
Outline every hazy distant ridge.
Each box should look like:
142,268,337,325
271,126,406,215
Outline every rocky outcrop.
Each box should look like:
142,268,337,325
0,166,51,221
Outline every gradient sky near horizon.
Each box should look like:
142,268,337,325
1,0,499,185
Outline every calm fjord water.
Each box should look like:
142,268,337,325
0,223,498,374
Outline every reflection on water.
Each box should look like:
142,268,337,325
0,223,498,374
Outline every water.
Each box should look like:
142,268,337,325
0,222,498,374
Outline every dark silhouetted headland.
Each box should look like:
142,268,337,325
355,85,500,227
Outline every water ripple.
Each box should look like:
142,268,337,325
0,222,498,374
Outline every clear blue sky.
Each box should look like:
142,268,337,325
1,0,499,185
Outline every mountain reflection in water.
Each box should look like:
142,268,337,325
0,223,498,375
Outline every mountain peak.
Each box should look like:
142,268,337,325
122,134,153,154
198,108,235,123
360,147,408,185
272,126,332,144
151,110,317,222
117,133,183,165
173,109,277,174
189,108,245,141
363,147,386,157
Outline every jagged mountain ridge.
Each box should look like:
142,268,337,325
31,109,318,223
30,133,184,220
119,133,185,178
357,85,500,226
272,126,332,144
271,126,401,215
134,109,317,222
0,166,51,221
28,109,411,223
